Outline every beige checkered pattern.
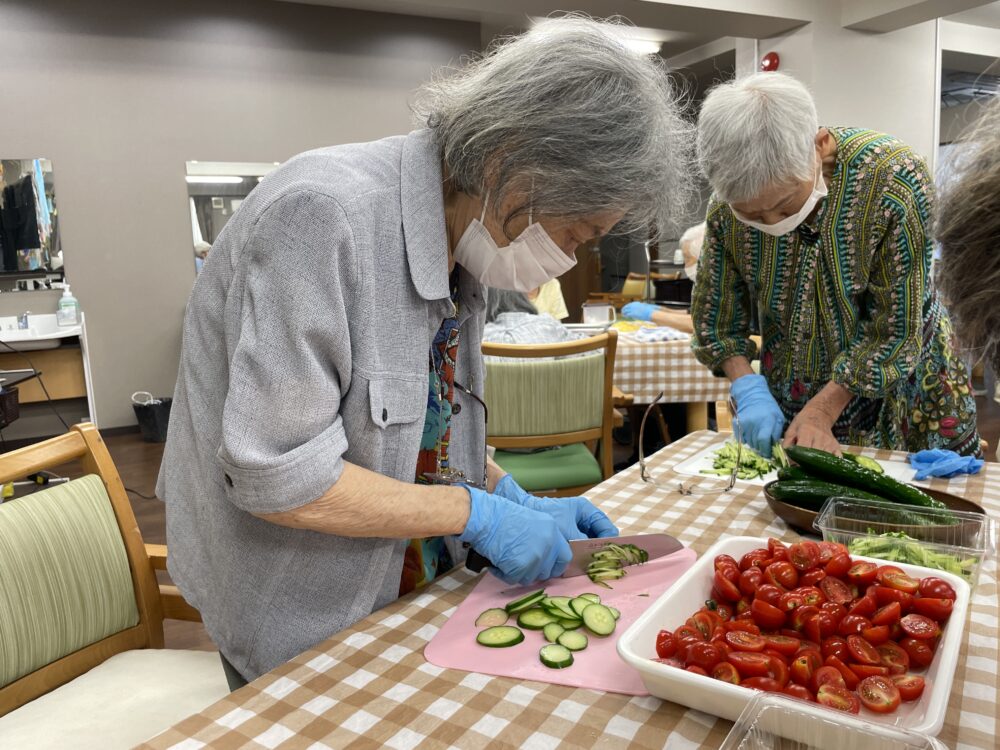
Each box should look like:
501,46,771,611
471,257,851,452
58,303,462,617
140,431,999,750
614,339,730,405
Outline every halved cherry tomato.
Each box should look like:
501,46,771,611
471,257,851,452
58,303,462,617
685,665,708,676
821,636,850,662
850,663,889,678
789,650,822,686
712,661,740,684
725,630,766,653
715,603,734,622
794,640,822,656
754,582,782,606
857,675,901,713
838,614,871,637
848,594,877,618
686,642,724,671
727,651,772,679
762,634,801,657
675,624,705,643
918,577,957,601
824,655,860,689
873,586,914,612
817,684,860,713
790,605,820,633
861,625,890,645
892,674,926,701
742,676,783,692
877,641,911,674
779,591,806,612
783,683,815,702
846,635,882,665
899,637,934,668
655,630,677,659
713,569,743,602
789,541,820,571
805,612,837,644
847,561,878,586
810,665,846,694
875,565,906,585
882,571,920,594
739,567,764,597
723,619,761,634
750,599,787,630
824,553,851,578
735,598,752,616
740,549,770,571
819,576,853,606
768,538,788,556
871,601,901,626
819,602,846,624
795,586,826,607
912,597,954,622
715,554,740,572
765,654,790,687
800,568,827,587
766,561,799,590
900,614,941,640
817,541,850,563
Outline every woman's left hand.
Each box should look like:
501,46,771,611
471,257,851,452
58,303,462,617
782,404,842,456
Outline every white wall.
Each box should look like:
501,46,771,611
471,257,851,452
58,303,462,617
0,0,480,433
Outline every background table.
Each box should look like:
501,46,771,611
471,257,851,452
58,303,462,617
141,432,999,750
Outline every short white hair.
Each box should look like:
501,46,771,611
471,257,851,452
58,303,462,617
697,72,818,203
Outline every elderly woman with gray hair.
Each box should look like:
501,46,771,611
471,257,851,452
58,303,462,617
159,17,691,686
691,72,979,459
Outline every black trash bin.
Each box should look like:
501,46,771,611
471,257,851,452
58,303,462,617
132,392,172,442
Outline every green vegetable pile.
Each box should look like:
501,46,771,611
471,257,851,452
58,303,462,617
701,440,775,480
586,542,649,588
849,530,978,581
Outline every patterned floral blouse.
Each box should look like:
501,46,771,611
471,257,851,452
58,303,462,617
691,128,980,455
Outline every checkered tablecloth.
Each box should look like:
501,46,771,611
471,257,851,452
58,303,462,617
614,338,730,405
140,431,999,750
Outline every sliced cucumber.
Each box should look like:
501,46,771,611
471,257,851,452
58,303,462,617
539,644,574,669
504,589,546,615
517,608,557,630
558,617,583,629
543,596,577,619
570,597,593,618
557,630,589,652
476,625,524,648
542,622,565,643
608,606,621,620
475,608,509,628
582,603,617,636
579,593,601,604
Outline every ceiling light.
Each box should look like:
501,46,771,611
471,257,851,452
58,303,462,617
623,38,663,55
185,176,243,184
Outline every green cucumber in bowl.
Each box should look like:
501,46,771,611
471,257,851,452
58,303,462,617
476,625,524,648
539,644,574,669
475,608,508,628
556,630,589,652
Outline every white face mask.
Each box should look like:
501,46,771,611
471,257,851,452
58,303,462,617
732,157,828,237
453,193,576,292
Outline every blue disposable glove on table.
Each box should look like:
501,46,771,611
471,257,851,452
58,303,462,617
458,485,573,585
493,473,619,541
909,449,984,480
730,374,785,459
622,302,659,321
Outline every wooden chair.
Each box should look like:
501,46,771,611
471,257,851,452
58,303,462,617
0,424,227,748
483,331,618,496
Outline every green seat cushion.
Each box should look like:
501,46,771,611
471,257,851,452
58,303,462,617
0,474,139,688
493,443,603,492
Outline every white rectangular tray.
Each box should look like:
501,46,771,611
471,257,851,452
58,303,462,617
672,443,916,487
616,535,971,737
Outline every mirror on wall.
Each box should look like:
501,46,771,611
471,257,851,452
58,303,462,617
186,161,278,273
0,158,63,291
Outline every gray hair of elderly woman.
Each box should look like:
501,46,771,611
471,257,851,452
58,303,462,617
414,15,693,238
935,97,1000,374
697,72,818,204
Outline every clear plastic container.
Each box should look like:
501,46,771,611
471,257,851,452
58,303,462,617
814,496,994,586
721,693,949,750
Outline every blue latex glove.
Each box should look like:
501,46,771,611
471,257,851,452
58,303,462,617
730,374,785,459
493,474,619,541
458,485,572,585
909,449,984,480
622,301,658,321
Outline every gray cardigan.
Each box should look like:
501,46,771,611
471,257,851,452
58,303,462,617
157,129,486,680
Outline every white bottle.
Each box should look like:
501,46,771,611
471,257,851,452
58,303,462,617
57,284,81,326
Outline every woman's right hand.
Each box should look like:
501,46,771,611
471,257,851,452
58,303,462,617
730,374,785,458
622,301,658,321
458,486,572,585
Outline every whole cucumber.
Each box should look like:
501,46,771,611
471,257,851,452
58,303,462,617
777,465,814,482
769,480,892,511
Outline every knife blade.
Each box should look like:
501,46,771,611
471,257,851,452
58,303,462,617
464,533,684,577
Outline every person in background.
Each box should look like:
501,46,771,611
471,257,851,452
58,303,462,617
935,96,1000,459
159,16,691,688
691,72,979,458
620,222,704,333
528,277,570,320
193,240,211,273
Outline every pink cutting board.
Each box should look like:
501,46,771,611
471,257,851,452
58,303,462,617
424,548,697,695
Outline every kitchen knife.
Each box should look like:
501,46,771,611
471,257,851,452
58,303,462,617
464,533,684,578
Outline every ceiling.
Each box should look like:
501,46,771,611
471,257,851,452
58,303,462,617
948,1,1000,28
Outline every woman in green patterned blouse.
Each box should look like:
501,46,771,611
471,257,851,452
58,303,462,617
691,73,980,458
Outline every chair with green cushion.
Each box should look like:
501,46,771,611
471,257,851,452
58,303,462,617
0,423,228,749
483,330,617,496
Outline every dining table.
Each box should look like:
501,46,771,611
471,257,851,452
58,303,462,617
139,430,999,750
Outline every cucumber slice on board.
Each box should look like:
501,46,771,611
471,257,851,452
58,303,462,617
557,630,589,652
517,608,557,630
542,623,565,643
581,603,617,636
539,644,574,669
504,589,546,615
570,597,593,618
476,625,525,648
558,618,583,629
475,608,509,628
608,606,621,620
579,593,602,604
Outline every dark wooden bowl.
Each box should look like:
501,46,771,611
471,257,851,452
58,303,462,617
763,480,987,542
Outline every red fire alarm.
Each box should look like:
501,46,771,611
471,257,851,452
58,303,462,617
760,51,780,72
